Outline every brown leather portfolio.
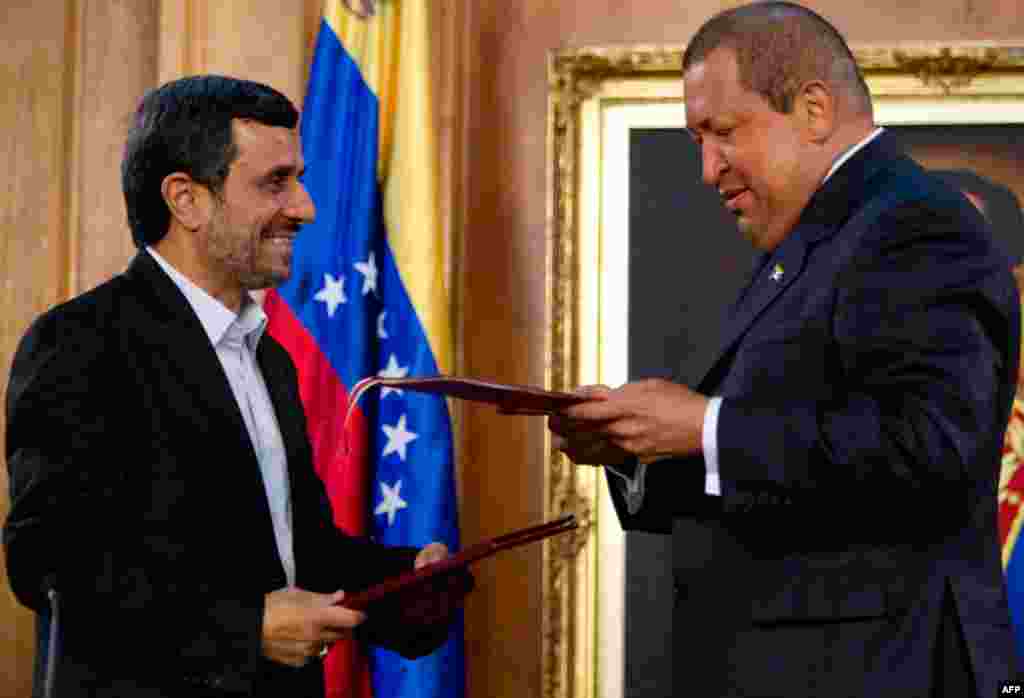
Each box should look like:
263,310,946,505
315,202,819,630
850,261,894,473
339,515,578,611
345,375,586,425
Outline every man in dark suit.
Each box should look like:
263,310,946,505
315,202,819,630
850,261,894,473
550,3,1019,696
4,75,466,697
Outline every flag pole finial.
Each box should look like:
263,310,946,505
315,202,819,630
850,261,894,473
343,0,377,18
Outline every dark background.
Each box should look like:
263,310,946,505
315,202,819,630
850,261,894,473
626,128,754,698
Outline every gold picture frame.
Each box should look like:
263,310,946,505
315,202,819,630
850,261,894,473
543,42,1024,698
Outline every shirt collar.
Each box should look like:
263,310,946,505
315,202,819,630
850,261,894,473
146,247,267,350
822,126,885,185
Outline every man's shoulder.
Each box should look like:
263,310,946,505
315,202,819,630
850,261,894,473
853,154,989,239
36,270,133,327
23,265,147,353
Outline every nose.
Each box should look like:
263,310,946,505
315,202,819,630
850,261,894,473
286,180,316,225
700,141,727,188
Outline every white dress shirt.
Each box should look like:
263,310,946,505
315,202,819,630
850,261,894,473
148,248,296,585
612,127,886,512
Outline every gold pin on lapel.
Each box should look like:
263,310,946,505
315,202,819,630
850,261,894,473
770,263,785,282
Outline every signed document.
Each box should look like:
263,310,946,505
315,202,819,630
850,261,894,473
338,515,578,611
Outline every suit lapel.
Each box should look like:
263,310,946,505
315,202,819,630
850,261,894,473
697,131,903,393
697,226,817,392
124,252,255,453
123,251,285,582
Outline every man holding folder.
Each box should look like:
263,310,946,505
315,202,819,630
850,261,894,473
551,3,1018,696
4,75,467,698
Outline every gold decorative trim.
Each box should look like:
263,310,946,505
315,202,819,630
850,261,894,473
543,47,610,698
342,0,377,19
544,41,1024,698
547,42,1024,93
858,43,1024,94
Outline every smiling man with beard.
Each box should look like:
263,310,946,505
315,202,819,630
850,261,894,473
550,3,1019,696
4,75,467,698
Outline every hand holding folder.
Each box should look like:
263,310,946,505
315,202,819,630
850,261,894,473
340,515,578,617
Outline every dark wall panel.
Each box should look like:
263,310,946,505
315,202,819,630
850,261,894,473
625,128,755,697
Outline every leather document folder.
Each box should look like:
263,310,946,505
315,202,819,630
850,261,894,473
350,375,585,413
344,375,587,433
339,515,579,611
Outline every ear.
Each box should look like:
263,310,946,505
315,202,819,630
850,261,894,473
794,81,836,143
161,172,210,231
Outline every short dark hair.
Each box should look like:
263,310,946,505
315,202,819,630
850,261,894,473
122,75,299,248
682,2,872,117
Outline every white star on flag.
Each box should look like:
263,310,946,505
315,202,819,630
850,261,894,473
377,354,409,398
382,413,418,461
354,252,379,295
374,480,408,527
313,273,346,317
376,310,389,339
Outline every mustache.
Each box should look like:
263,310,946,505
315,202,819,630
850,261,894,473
262,222,302,238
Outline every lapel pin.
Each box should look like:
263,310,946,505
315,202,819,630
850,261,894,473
770,263,785,282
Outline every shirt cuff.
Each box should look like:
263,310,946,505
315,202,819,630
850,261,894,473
703,396,723,496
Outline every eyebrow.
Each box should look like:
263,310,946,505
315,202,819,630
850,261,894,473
263,164,306,181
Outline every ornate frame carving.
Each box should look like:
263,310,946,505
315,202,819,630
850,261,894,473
543,42,1024,698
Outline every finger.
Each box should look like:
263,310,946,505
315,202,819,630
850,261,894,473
308,589,347,608
320,629,349,645
320,603,367,629
571,384,612,398
281,647,309,668
416,543,449,568
563,398,629,421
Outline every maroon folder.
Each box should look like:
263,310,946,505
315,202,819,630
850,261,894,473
343,375,588,433
339,515,579,611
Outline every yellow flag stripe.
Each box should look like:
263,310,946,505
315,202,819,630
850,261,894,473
323,1,450,373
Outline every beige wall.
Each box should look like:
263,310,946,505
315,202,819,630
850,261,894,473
2,1,1023,696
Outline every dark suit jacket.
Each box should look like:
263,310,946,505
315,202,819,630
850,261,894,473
4,251,446,697
609,132,1020,697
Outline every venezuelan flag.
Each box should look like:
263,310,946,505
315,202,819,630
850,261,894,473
1001,396,1024,664
264,2,463,697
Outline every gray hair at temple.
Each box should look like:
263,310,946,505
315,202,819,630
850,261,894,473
682,1,873,118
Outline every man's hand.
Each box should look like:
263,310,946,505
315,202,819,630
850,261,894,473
548,385,633,466
262,587,366,667
402,542,473,627
550,380,708,464
415,542,450,569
